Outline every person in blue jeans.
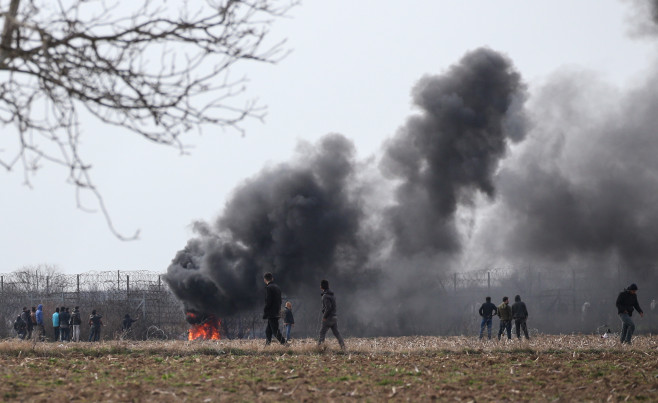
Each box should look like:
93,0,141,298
616,283,644,345
283,301,294,342
478,296,498,340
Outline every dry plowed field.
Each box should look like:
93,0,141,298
0,335,656,402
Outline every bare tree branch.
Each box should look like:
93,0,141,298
0,0,295,239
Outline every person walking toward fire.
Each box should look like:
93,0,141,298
512,295,530,340
263,272,286,345
497,296,512,340
616,283,644,345
283,301,294,343
318,279,346,351
478,296,498,340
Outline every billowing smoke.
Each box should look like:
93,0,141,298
625,0,658,36
468,67,658,272
381,48,527,256
165,134,371,317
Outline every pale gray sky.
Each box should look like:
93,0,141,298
1,0,654,274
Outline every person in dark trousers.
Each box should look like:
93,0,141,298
497,297,512,340
478,296,498,340
122,314,139,339
88,310,103,342
616,283,644,345
512,295,530,340
59,307,70,342
14,314,26,339
283,301,294,342
52,307,60,342
318,279,346,351
21,307,32,340
262,272,286,345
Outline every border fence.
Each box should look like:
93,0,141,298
0,266,655,340
0,269,186,341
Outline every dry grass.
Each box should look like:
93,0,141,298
0,335,656,401
0,334,654,356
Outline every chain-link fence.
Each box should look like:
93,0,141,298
0,268,187,341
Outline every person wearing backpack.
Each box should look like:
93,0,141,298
21,307,32,340
70,306,82,342
13,314,26,339
88,310,103,342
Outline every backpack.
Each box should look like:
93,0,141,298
70,311,81,325
14,316,25,331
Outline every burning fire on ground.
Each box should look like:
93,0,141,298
187,312,221,340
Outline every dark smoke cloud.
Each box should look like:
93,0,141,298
165,134,370,317
625,0,658,36
380,48,528,256
469,67,658,272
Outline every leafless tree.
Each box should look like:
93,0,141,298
0,0,294,239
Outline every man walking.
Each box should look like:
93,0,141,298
616,283,644,345
59,307,70,342
318,279,346,351
497,296,512,341
88,310,103,342
478,296,498,340
512,295,530,340
262,272,286,346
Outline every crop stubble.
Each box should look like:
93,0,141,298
0,335,656,402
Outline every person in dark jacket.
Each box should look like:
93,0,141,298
262,272,286,345
88,310,103,342
21,307,32,340
478,296,498,340
283,301,294,342
59,307,71,342
318,279,346,351
512,295,529,340
70,306,82,342
14,314,26,339
616,283,644,344
497,297,512,340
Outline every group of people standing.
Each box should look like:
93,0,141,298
478,295,530,341
262,272,346,351
477,283,645,345
13,305,104,342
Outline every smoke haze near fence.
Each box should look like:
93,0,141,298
166,9,658,335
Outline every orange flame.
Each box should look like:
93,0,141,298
187,313,221,340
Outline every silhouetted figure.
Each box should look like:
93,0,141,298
14,314,26,339
318,279,346,351
512,295,529,340
262,273,286,345
59,307,71,342
616,283,644,345
21,307,32,340
88,310,103,342
478,296,498,340
497,297,512,340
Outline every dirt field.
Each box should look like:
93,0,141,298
0,335,656,402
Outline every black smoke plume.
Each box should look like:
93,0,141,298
165,134,370,317
380,48,527,256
